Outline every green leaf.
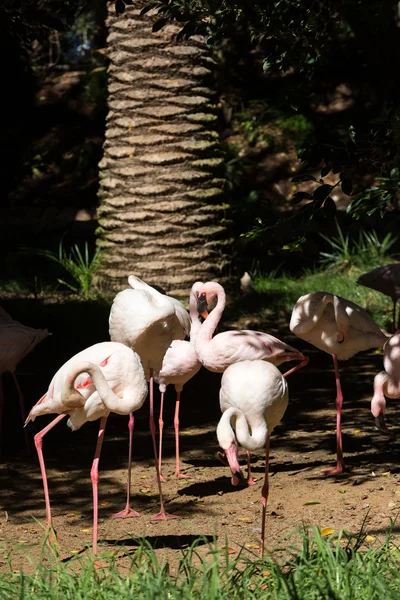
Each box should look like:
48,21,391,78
348,125,356,144
115,0,126,15
313,184,333,201
321,165,331,177
390,168,399,180
323,197,337,217
292,191,313,204
152,17,169,32
340,173,353,196
292,174,318,183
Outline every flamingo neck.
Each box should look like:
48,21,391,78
218,407,267,451
63,361,123,414
197,287,226,344
189,292,202,345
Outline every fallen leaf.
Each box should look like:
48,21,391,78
394,491,400,495
66,512,79,517
245,543,260,549
100,501,110,507
304,501,321,506
80,528,92,533
382,472,391,476
354,429,361,434
225,547,236,554
338,489,346,494
262,571,271,577
238,517,254,522
321,528,335,537
365,535,375,543
140,475,148,479
70,550,79,554
17,540,26,544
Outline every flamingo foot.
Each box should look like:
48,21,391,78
111,507,141,519
247,477,257,486
151,512,179,521
321,465,344,477
160,473,168,483
175,472,191,480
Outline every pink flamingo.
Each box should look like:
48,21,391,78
217,360,288,556
290,291,388,475
0,307,49,453
25,341,147,554
195,281,308,375
156,282,203,480
358,264,400,332
109,275,190,520
371,329,400,431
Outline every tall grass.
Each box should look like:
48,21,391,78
1,529,400,599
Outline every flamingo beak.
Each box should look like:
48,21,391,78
197,294,209,319
375,412,388,432
225,443,244,486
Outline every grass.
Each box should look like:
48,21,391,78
1,528,400,599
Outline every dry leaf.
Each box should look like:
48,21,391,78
304,501,321,506
320,528,335,537
365,535,375,543
382,472,391,476
140,475,148,479
238,517,254,522
225,547,236,554
70,550,79,554
354,429,361,434
100,501,110,507
80,528,92,533
262,571,271,577
245,543,260,549
66,513,78,517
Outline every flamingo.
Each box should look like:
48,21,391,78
195,281,308,375
109,275,190,519
371,329,400,431
0,307,49,453
217,360,288,556
156,282,203,480
357,264,400,332
290,292,388,475
25,341,147,553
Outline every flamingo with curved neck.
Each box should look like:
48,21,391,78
217,360,289,556
371,329,400,431
156,282,203,480
25,341,147,554
195,281,308,375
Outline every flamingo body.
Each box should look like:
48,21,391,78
371,330,400,430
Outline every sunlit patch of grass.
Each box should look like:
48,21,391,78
1,528,400,599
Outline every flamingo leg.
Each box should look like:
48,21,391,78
34,414,66,533
12,372,31,454
260,434,270,556
149,369,178,521
90,416,107,554
396,300,399,333
282,356,309,378
246,450,256,485
158,392,167,482
322,354,344,476
174,392,189,479
112,412,141,519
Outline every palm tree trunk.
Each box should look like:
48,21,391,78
96,2,232,298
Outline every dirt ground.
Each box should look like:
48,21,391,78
0,295,400,573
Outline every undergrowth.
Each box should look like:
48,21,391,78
1,528,400,599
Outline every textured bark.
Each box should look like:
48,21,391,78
96,2,232,298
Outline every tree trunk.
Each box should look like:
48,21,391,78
96,2,232,298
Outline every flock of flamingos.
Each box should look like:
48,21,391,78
1,263,400,556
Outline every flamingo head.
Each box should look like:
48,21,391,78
196,281,225,319
217,419,245,486
371,389,388,432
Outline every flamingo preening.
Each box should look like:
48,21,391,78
290,291,388,475
25,341,147,553
371,329,400,431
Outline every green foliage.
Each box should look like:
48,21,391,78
319,220,398,270
2,529,400,599
37,242,102,299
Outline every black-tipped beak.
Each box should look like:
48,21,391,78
197,294,208,317
234,470,245,481
375,413,388,432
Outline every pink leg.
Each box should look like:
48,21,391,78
174,392,189,479
149,370,178,521
322,354,344,476
112,412,141,518
246,450,256,485
34,414,66,532
260,434,270,556
91,416,107,554
282,356,309,378
158,392,167,482
12,373,31,454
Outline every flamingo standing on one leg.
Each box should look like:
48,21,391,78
194,281,307,484
109,275,190,519
217,360,289,556
156,282,203,480
25,341,147,553
357,264,400,332
0,307,49,453
290,291,388,475
371,329,400,431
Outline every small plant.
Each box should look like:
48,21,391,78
319,220,398,270
38,242,102,299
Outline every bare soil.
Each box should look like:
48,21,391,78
0,295,400,573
